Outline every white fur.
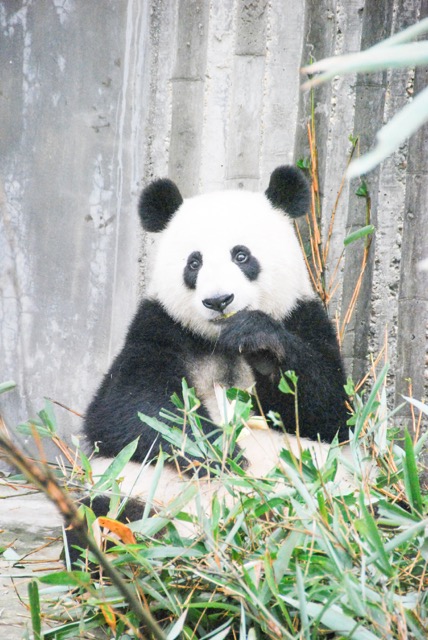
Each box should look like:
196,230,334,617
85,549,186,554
148,190,314,339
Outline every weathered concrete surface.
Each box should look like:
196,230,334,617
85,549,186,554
0,1,150,455
0,482,63,639
395,58,428,416
340,0,394,382
1,0,427,459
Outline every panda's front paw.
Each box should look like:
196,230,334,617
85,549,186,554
217,310,285,366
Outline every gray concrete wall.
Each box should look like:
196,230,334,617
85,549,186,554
1,0,427,450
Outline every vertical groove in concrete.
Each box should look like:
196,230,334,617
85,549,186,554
371,0,421,407
340,0,394,382
260,0,306,184
225,1,268,190
168,0,210,197
395,41,428,413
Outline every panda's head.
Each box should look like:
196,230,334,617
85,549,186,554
139,166,314,338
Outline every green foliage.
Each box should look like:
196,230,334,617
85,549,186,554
0,380,16,395
16,378,427,639
28,581,42,640
17,398,59,438
297,156,311,170
343,225,375,247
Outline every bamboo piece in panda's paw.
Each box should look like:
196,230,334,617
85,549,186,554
246,416,269,430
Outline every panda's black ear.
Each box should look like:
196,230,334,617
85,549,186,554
265,166,311,218
138,178,183,232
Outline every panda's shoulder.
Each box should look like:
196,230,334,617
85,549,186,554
129,298,171,327
125,299,184,342
123,299,209,358
284,298,337,343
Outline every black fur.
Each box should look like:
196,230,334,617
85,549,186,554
85,299,224,472
138,178,183,232
216,300,348,442
183,251,203,289
84,298,348,473
265,166,310,218
231,245,261,281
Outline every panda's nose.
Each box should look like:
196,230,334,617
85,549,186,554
203,293,234,312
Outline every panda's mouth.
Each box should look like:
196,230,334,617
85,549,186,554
209,310,240,324
212,310,237,321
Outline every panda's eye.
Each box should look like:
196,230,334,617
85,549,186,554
231,245,260,281
189,257,201,270
184,251,203,290
232,245,250,264
186,251,202,271
235,251,248,263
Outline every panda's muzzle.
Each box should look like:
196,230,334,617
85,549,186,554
203,293,234,313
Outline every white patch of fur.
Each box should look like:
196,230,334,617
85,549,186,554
147,190,314,339
187,354,254,423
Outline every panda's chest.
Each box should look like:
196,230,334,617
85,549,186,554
186,354,254,423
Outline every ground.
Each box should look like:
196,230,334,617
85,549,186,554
0,481,63,639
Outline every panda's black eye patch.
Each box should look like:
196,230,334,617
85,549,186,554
231,245,260,281
184,251,202,289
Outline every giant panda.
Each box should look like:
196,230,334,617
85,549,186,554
78,166,349,540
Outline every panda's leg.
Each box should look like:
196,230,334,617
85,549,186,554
66,458,230,565
64,493,148,567
238,426,356,490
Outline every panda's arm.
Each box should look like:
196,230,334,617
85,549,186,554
217,299,348,443
84,300,220,470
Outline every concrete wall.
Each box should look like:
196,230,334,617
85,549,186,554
1,0,427,450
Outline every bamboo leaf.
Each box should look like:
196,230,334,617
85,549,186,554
28,580,42,640
347,85,428,177
353,363,388,438
403,428,423,514
344,225,375,246
374,17,428,48
405,608,428,640
100,603,116,633
273,529,304,580
303,42,428,81
142,450,166,520
40,571,91,587
92,437,140,492
97,517,137,544
296,565,310,637
403,395,428,416
358,494,393,577
167,610,188,640
131,546,204,560
377,499,420,526
280,596,379,640
200,621,232,640
139,412,206,458
43,615,105,639
366,520,427,567
38,399,57,433
0,380,16,395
